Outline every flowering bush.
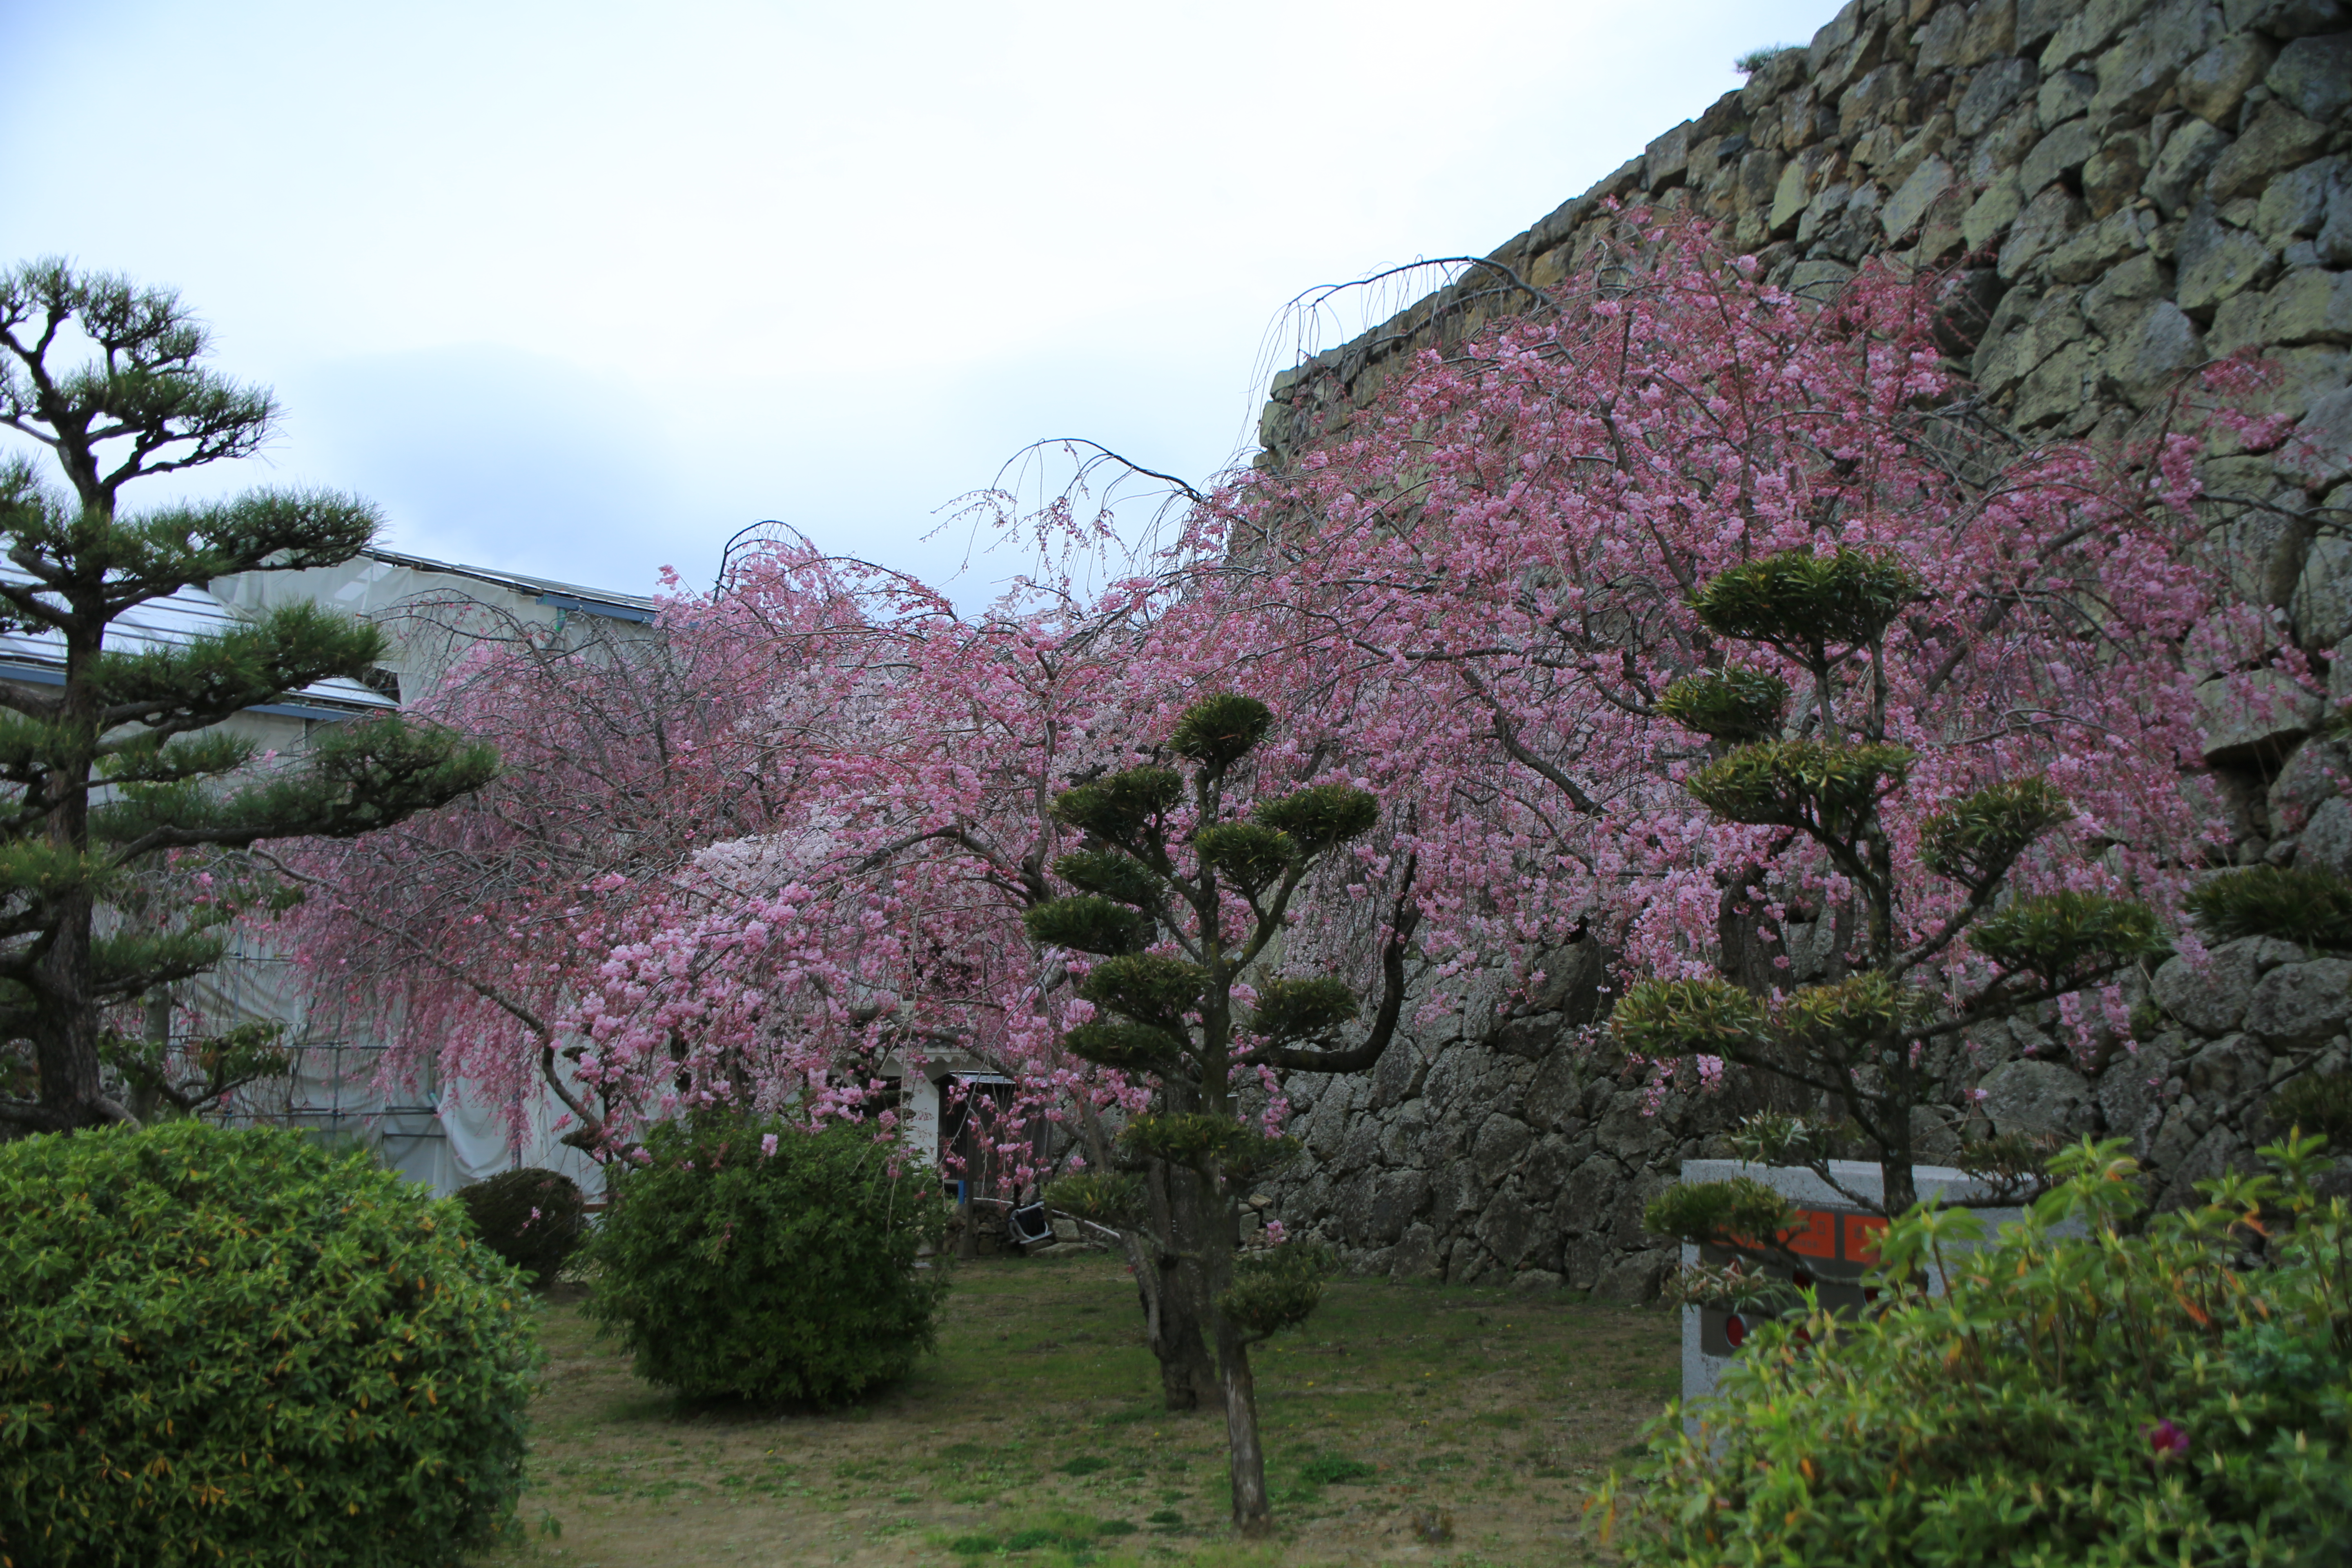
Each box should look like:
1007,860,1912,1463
584,1117,950,1405
455,1166,588,1286
0,1122,539,1567
1596,1136,2352,1566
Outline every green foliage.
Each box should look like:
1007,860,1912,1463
1049,766,1183,843
1058,1018,1186,1071
1075,953,1208,1025
0,1121,539,1566
1254,782,1379,852
455,1166,588,1287
1248,975,1359,1041
100,1017,290,1117
1686,739,1914,833
1610,975,1764,1057
1168,693,1273,769
1657,668,1789,742
1690,548,1924,655
1970,891,2163,981
1117,1113,1300,1181
1920,780,2071,893
1604,1138,2352,1567
2270,1072,2352,1143
1642,1176,1799,1253
1022,894,1153,956
1735,43,1800,74
1049,848,1163,908
586,1116,949,1405
1776,972,1930,1052
2187,865,2352,950
1042,1171,1147,1229
1194,822,1296,895
1217,1243,1338,1343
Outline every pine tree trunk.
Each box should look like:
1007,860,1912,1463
1144,1158,1220,1409
1216,1316,1273,1536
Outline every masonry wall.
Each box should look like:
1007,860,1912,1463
1257,0,2352,1300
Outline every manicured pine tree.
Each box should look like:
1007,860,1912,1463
1023,692,1418,1535
1619,547,2165,1254
0,260,498,1134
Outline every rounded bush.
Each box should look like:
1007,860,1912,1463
1602,1137,2352,1567
0,1122,541,1567
455,1165,587,1285
586,1116,949,1405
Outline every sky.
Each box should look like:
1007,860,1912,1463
1,0,1840,603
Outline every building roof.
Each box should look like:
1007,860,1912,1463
358,548,658,624
0,566,398,721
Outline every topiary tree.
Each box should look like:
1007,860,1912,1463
585,1116,951,1405
0,1120,541,1566
0,260,500,1135
456,1166,589,1287
1022,691,1418,1535
1616,548,2165,1246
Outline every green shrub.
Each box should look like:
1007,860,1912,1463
455,1165,588,1285
2271,1072,2352,1144
1597,1137,2352,1566
2186,864,2352,949
0,1122,540,1567
585,1116,950,1405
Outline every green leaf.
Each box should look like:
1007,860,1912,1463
1610,976,1765,1058
1691,547,1924,653
1686,739,1913,833
1657,667,1790,742
1254,783,1378,853
1051,848,1163,908
1042,1172,1147,1228
1024,895,1154,956
2185,865,2352,950
1642,1177,1798,1251
1920,779,2072,893
1058,1019,1187,1071
1076,954,1208,1026
1195,822,1296,894
1248,976,1358,1041
1970,892,2163,981
1051,767,1183,842
1218,1243,1336,1342
1168,693,1273,769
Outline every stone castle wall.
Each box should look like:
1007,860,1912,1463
1256,0,2352,1299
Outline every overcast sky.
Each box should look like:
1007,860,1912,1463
3,0,1837,602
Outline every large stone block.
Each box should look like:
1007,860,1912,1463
2186,1031,2274,1103
2144,116,2232,212
2022,116,2103,195
2206,102,2330,204
2245,959,2352,1047
2089,0,2222,118
1962,0,2022,64
2280,387,2352,492
2264,269,2352,347
1964,170,2028,252
1592,1247,1673,1304
2270,734,2350,832
1474,1189,1541,1268
2176,33,2279,124
2016,338,2101,428
1840,62,1914,138
2221,0,2348,36
2048,208,2156,281
2083,129,2154,218
2265,31,2352,123
2197,668,2323,764
1882,156,1956,239
1980,1056,2094,1138
2303,795,2352,875
2177,208,2276,312
1389,1222,1442,1282
2294,527,2352,646
1957,55,2039,137
1559,1153,1621,1229
2042,0,2162,71
2256,154,2347,247
1469,1113,1535,1186
2000,185,2091,280
2106,296,2206,404
2155,936,2304,1034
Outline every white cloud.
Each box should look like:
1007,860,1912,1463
1,0,1838,599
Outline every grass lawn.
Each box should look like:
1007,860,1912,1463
477,1253,1677,1567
